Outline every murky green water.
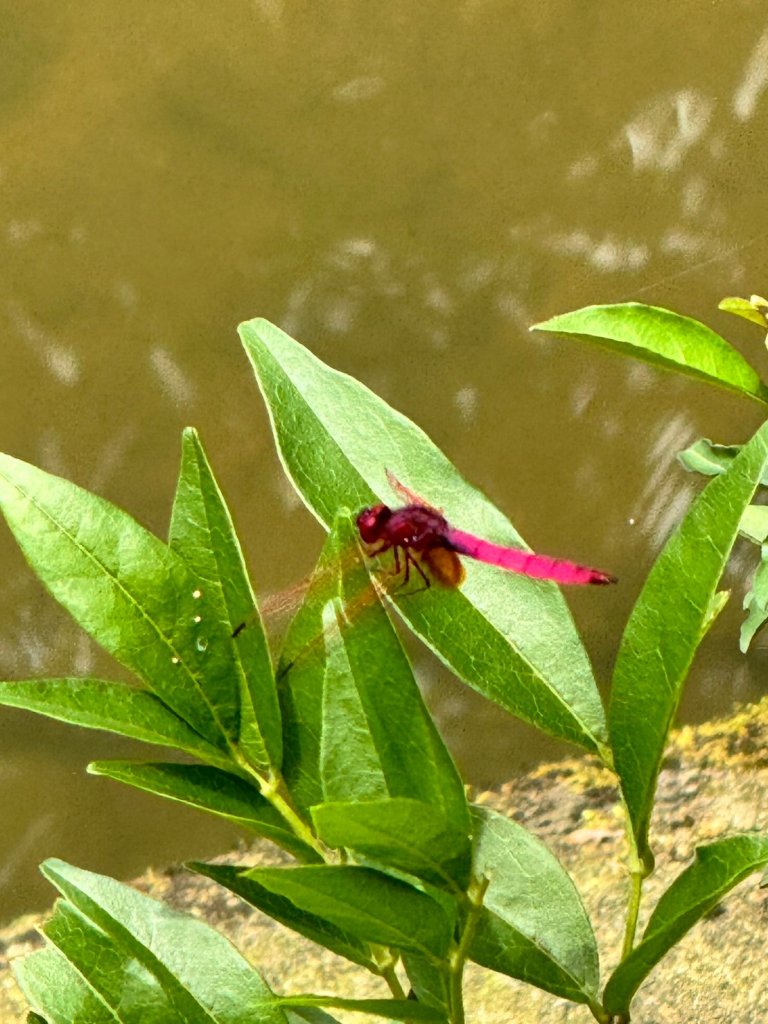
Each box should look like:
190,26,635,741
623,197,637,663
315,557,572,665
2,0,768,918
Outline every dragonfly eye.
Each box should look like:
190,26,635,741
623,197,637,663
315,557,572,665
356,503,391,542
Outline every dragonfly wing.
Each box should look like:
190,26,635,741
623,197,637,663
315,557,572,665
385,469,443,513
446,528,616,586
422,545,466,587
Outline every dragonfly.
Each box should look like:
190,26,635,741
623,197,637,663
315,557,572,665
356,470,616,589
233,471,615,649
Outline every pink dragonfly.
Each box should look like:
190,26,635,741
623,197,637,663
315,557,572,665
235,472,614,646
356,471,616,589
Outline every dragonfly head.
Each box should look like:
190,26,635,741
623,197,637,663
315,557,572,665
356,503,392,543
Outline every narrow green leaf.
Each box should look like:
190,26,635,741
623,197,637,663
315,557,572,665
277,529,345,813
603,834,768,1016
0,679,230,768
169,428,280,771
239,864,454,959
0,454,235,747
39,859,286,1024
677,440,768,650
311,798,471,890
532,303,768,403
190,862,377,971
240,318,607,755
468,806,599,1003
740,545,768,652
88,761,320,862
718,295,768,330
319,597,389,802
15,944,119,1024
610,422,768,865
400,953,450,1012
280,516,469,832
42,900,183,1023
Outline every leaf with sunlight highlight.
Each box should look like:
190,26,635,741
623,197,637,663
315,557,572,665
169,427,281,771
532,303,768,404
718,294,768,331
0,453,238,748
609,421,768,867
240,317,607,756
16,859,287,1024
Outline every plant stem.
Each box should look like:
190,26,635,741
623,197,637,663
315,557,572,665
379,957,407,1000
238,754,411,1005
618,791,648,961
238,756,328,859
621,866,643,961
447,875,489,1024
588,999,612,1023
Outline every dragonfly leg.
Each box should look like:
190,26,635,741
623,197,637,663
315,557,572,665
392,545,402,578
403,549,431,590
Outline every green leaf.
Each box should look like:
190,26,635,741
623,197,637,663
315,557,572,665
718,295,768,330
42,900,185,1023
678,439,768,494
277,996,444,1022
603,834,768,1016
609,422,768,866
15,944,119,1024
532,303,768,403
0,453,235,748
739,505,768,544
677,441,768,651
323,518,467,813
238,864,454,959
0,678,231,767
468,806,599,1004
280,515,469,831
240,318,607,756
677,438,743,479
311,798,471,890
88,761,320,861
190,862,377,971
169,428,280,771
36,858,286,1024
400,953,450,1012
740,544,768,652
277,529,346,813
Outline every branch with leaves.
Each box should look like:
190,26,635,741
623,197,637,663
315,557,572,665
2,315,768,1023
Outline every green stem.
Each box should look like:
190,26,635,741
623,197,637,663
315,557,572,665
237,755,328,859
588,1000,612,1023
237,753,410,1004
618,790,648,962
379,957,407,1000
447,875,489,1024
621,866,643,961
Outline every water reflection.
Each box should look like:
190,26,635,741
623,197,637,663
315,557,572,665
733,27,768,121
